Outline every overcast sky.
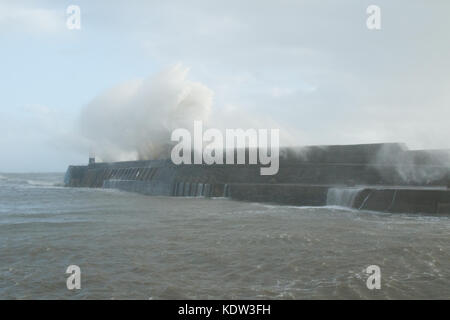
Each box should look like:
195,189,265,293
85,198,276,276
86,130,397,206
1,0,449,172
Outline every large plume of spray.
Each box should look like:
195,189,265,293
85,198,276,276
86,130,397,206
373,143,450,185
79,64,213,162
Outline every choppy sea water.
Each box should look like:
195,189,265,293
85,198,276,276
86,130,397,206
0,173,449,299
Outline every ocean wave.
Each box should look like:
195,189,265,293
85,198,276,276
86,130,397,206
0,175,63,188
26,180,60,187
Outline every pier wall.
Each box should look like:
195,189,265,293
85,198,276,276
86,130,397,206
64,143,450,214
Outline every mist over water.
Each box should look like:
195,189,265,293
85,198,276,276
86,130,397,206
0,173,449,299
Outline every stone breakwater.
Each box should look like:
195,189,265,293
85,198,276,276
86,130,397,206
65,143,450,214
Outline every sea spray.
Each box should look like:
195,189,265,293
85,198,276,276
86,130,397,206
326,187,364,208
79,64,213,162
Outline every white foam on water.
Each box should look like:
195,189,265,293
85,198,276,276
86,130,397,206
26,180,58,187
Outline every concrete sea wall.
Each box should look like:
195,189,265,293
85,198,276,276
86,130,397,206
64,143,450,214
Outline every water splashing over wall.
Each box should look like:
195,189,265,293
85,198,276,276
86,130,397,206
326,187,363,208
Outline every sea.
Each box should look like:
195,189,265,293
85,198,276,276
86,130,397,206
0,173,449,299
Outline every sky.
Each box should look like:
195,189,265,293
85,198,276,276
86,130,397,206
1,0,449,172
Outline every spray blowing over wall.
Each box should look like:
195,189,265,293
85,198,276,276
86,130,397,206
79,64,213,162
